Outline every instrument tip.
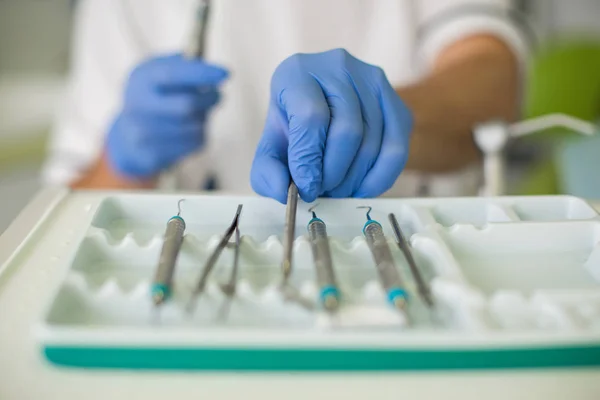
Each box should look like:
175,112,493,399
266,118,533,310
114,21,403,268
357,206,373,220
176,199,185,216
423,293,435,308
308,203,320,219
152,291,165,306
220,283,236,297
282,260,291,276
393,296,407,311
323,294,339,312
186,298,197,315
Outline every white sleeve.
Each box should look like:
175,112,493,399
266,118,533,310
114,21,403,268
414,0,531,72
42,0,148,185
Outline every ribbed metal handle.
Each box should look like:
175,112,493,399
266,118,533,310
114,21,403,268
154,217,185,285
364,222,403,292
308,219,335,288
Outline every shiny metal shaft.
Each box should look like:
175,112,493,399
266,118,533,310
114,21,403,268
185,0,210,58
388,213,434,307
308,217,339,311
221,226,241,297
218,225,241,321
281,183,298,284
363,220,407,310
161,0,211,190
188,204,242,311
279,183,315,311
152,216,186,305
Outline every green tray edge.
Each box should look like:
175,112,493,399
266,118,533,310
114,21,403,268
44,345,600,371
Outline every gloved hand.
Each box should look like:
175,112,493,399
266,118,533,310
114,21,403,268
106,54,228,179
250,48,412,203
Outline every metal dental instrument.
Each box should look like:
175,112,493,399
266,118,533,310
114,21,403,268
216,224,241,321
220,225,240,298
161,0,211,190
358,206,408,311
152,199,186,306
281,182,299,286
307,204,339,312
187,204,243,313
388,213,434,308
185,0,211,59
278,183,315,311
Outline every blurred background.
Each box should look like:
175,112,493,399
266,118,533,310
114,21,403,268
1,0,600,233
0,0,72,231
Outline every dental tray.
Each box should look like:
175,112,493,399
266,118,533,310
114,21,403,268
35,193,600,371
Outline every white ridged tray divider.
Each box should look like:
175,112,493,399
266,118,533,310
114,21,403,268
35,194,600,371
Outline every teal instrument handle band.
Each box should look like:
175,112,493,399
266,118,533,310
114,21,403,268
307,217,324,226
168,215,186,228
362,219,381,236
387,288,408,304
320,285,339,302
151,283,171,302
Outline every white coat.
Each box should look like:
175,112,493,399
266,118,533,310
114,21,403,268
43,0,527,196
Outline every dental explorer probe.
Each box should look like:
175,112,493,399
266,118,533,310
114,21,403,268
152,199,186,306
359,207,408,311
388,213,434,308
187,204,243,313
307,204,339,312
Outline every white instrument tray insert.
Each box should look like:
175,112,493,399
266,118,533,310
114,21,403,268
35,194,600,371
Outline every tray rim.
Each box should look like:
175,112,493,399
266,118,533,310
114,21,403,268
42,343,600,371
27,192,600,371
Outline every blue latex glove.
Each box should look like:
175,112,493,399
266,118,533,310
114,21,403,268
106,54,228,178
251,49,412,203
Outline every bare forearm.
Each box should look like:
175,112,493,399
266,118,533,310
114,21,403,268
71,152,156,190
398,35,520,172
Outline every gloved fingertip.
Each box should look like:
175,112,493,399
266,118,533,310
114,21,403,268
214,67,230,81
352,190,373,199
270,179,290,204
322,189,348,199
197,60,230,80
321,177,342,194
296,181,320,203
204,69,229,86
250,156,290,204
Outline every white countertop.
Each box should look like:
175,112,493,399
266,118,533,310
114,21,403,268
0,188,599,400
